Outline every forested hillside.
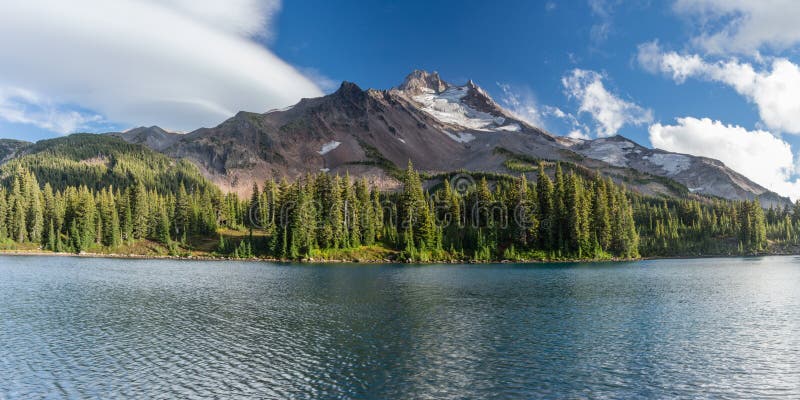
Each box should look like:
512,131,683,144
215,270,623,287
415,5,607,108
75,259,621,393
0,148,792,261
1,134,215,194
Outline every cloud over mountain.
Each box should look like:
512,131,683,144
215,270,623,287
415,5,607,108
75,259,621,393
562,69,652,138
650,116,800,200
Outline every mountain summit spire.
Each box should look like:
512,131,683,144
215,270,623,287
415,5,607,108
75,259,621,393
398,70,449,94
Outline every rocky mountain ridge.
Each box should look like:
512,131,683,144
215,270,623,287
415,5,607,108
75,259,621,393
0,70,789,207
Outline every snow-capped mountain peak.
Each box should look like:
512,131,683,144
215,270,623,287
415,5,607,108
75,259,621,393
397,70,521,133
100,69,789,207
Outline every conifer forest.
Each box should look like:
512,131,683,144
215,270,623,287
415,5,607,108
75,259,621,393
0,137,787,262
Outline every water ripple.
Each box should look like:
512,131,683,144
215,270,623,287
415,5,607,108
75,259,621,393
0,256,799,398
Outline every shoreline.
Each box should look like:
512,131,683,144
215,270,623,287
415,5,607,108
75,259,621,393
0,249,790,264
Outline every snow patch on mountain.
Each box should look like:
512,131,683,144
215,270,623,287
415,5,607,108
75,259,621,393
267,104,295,114
496,123,521,132
444,131,476,143
578,139,635,167
412,86,505,131
318,141,341,155
644,153,691,175
558,137,585,147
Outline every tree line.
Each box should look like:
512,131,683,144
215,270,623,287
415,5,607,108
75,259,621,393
0,166,221,254
0,160,791,261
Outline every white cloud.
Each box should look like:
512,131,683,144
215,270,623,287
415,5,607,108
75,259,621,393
650,116,800,200
543,105,592,138
496,83,545,127
637,41,707,83
155,0,281,38
588,0,615,45
638,41,800,134
567,130,591,140
673,0,800,55
0,88,103,134
562,69,653,137
546,106,568,119
0,0,322,133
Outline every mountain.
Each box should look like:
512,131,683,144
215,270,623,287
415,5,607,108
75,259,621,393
558,135,788,207
143,70,561,193
0,70,789,207
109,126,181,151
129,69,783,205
118,71,669,197
0,139,31,163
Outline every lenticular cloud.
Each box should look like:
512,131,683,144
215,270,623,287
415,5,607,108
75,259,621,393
0,0,322,132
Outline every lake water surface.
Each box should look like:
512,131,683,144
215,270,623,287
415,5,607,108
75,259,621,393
1,255,799,399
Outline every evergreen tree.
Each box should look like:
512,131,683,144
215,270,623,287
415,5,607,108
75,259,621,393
131,181,149,239
536,162,554,249
0,188,7,241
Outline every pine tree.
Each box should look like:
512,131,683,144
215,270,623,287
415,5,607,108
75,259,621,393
174,183,191,241
119,189,133,243
10,173,27,242
356,178,375,246
99,188,121,247
342,172,361,247
372,189,384,242
591,174,612,251
536,162,554,249
23,171,44,244
131,181,149,239
156,199,171,245
0,188,7,241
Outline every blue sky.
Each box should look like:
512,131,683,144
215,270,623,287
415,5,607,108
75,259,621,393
268,0,758,141
2,1,800,198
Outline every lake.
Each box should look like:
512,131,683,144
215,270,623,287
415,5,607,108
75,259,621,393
1,256,799,399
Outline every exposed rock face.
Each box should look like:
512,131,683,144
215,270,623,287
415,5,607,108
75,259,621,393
148,75,568,195
397,70,449,94
0,139,31,163
101,69,789,206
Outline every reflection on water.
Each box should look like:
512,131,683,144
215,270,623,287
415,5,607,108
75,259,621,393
1,256,799,398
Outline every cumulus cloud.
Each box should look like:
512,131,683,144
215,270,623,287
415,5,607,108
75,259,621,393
673,0,800,55
650,117,800,200
638,41,800,134
0,0,323,133
562,69,653,137
496,83,546,128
